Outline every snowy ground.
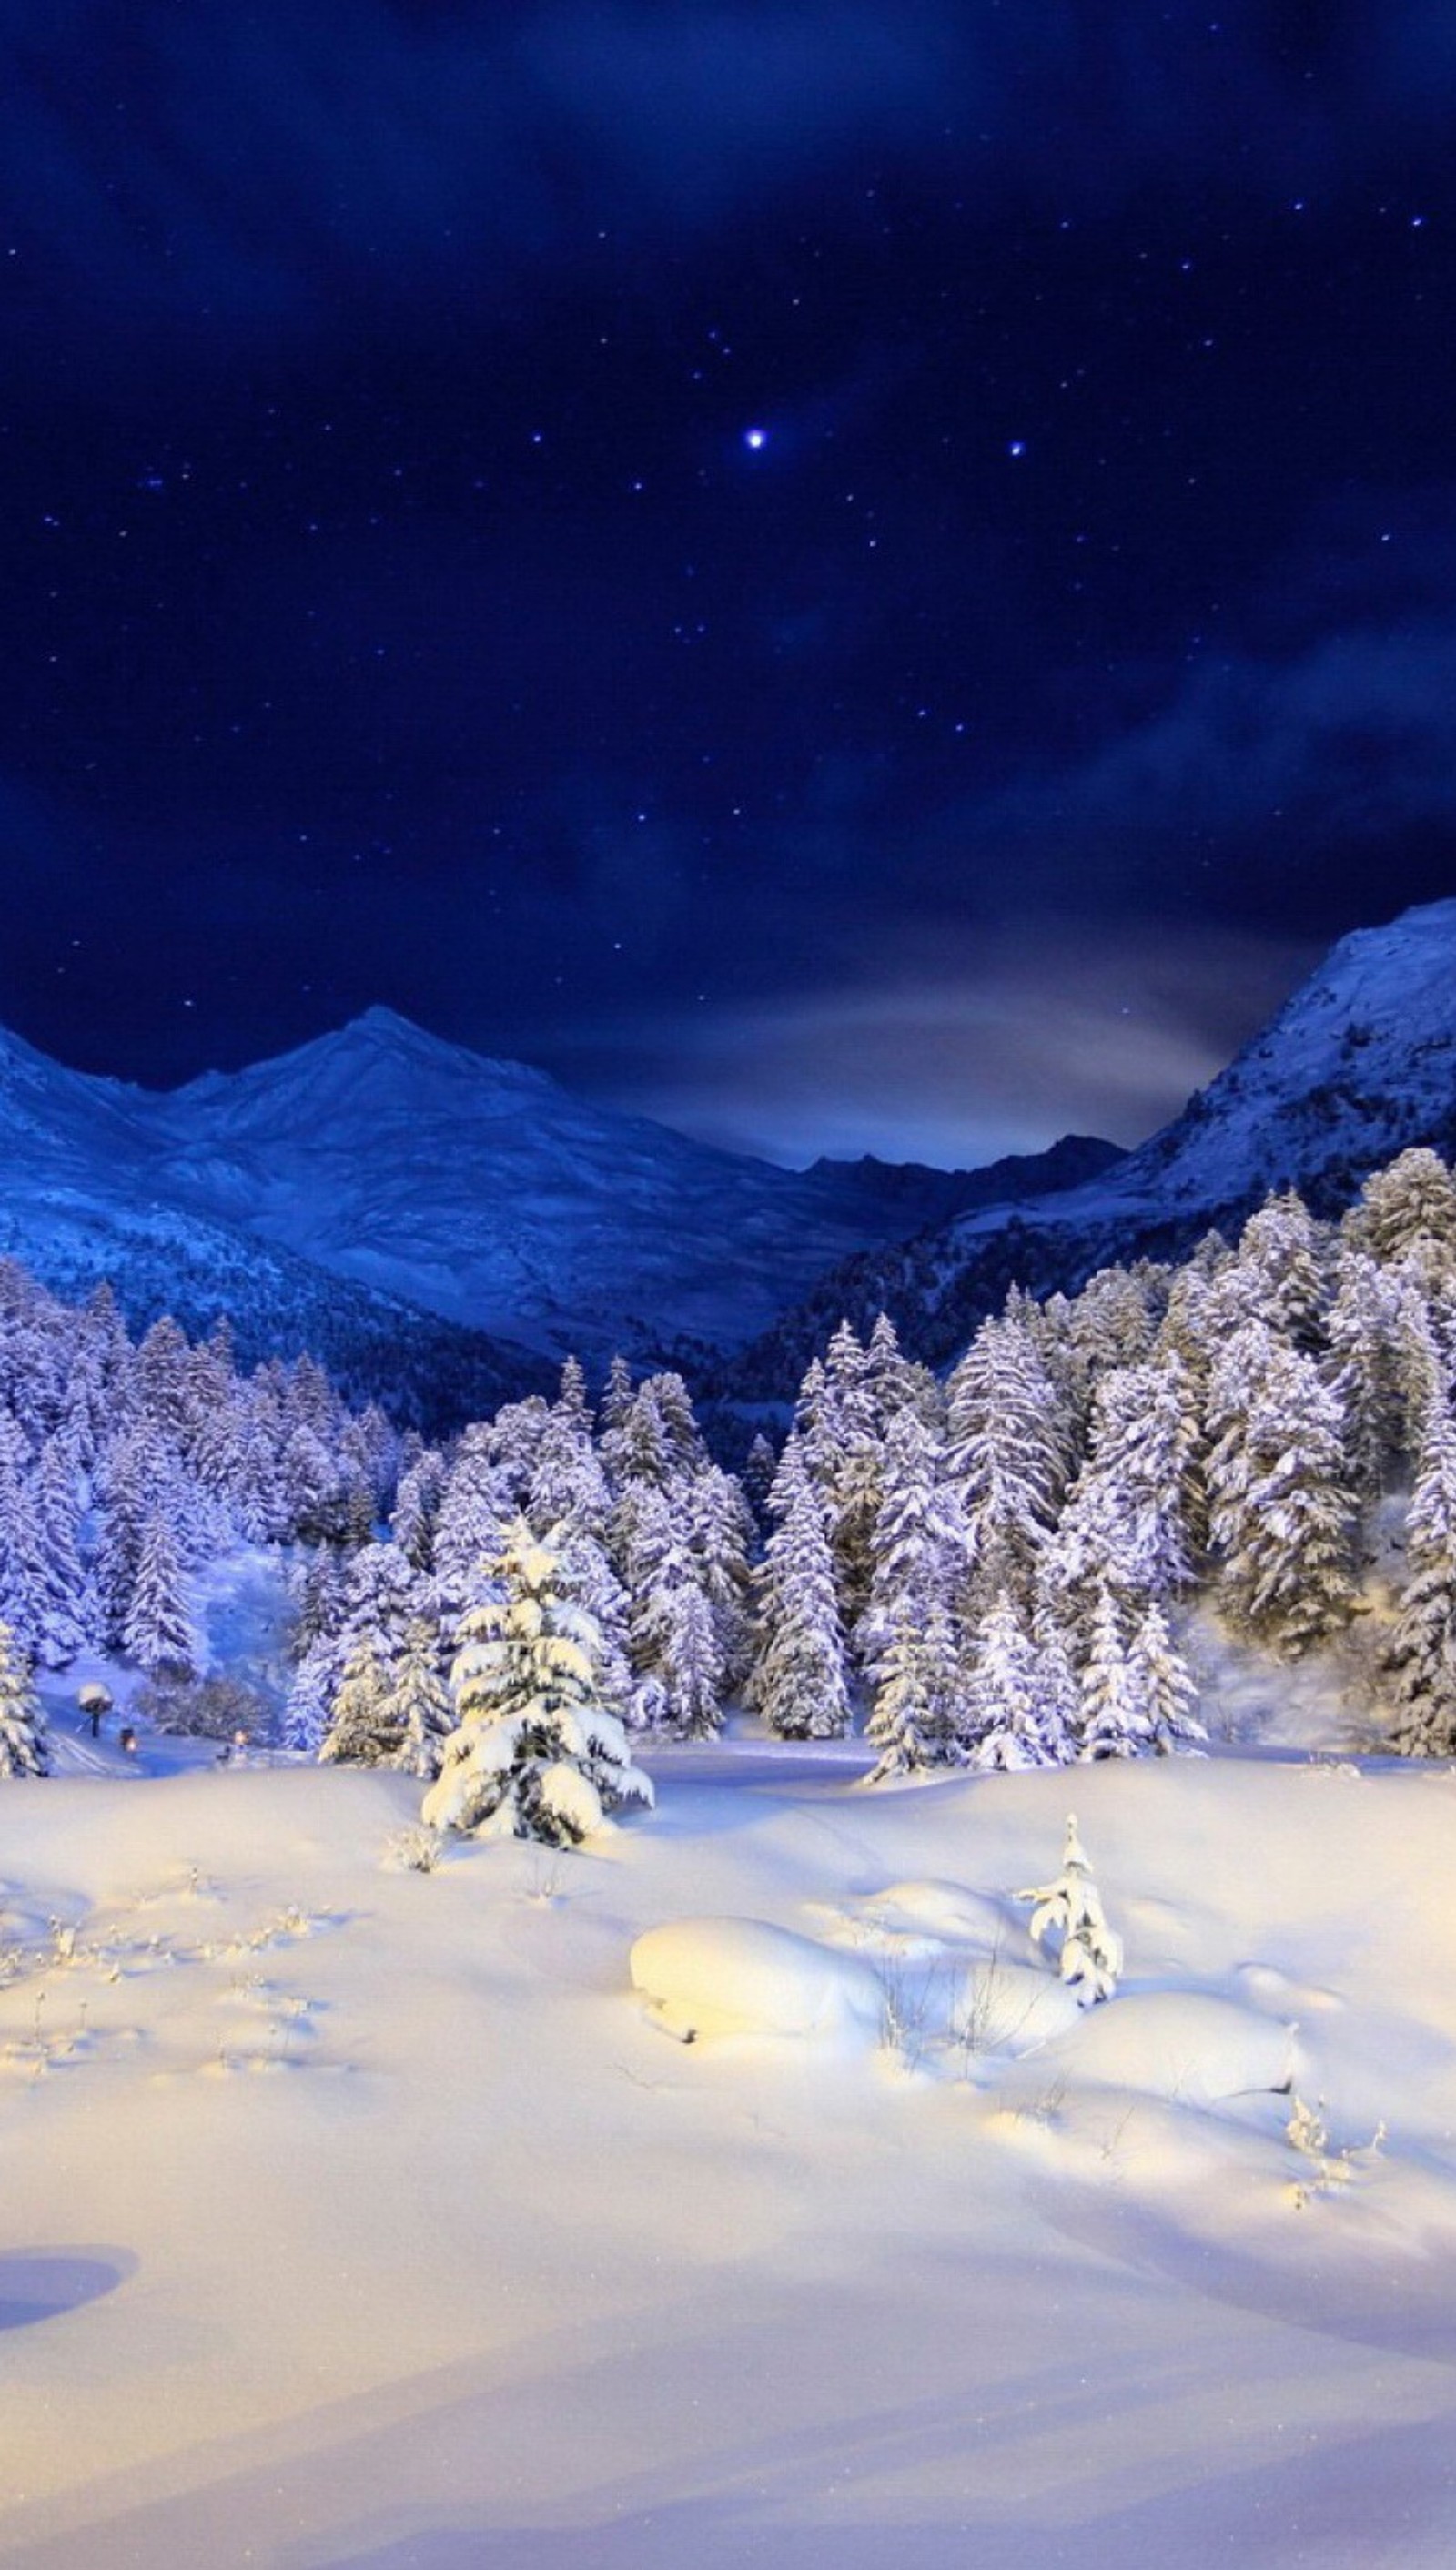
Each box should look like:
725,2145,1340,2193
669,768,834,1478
5,1675,1456,2569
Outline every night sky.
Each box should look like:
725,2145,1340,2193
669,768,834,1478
3,4,1455,1169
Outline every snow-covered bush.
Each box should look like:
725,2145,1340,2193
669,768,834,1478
132,1670,270,1741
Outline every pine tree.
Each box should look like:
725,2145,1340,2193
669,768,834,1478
685,1464,756,1692
423,1519,653,1844
964,1588,1064,1770
318,1633,399,1766
1040,1358,1198,1639
30,1439,92,1666
1323,1248,1404,1506
388,1616,454,1777
122,1509,195,1675
858,1404,964,1684
0,1619,47,1776
863,1604,944,1783
1359,1148,1456,1270
747,1438,850,1739
1128,1601,1206,1755
945,1309,1069,1612
1018,1814,1122,2006
1076,1586,1154,1760
1205,1325,1356,1655
1385,1411,1456,1755
392,1447,446,1571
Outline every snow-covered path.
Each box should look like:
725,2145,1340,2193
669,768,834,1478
2,1755,1455,2567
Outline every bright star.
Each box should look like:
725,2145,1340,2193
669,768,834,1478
743,427,768,450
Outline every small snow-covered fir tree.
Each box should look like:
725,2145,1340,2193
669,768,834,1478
0,1618,47,1776
1017,1814,1122,2006
423,1519,653,1845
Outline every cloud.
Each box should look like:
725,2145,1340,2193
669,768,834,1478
940,610,1456,924
550,920,1318,1168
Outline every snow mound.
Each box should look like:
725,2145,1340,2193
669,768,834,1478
942,1958,1084,2057
857,1880,1021,1951
1043,1990,1299,2108
630,1916,882,2043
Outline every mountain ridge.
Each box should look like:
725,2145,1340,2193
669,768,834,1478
0,1003,1112,1399
712,897,1456,1401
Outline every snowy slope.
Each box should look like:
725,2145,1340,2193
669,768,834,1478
0,1005,1106,1371
1094,895,1456,1219
722,898,1456,1393
3,1744,1456,2565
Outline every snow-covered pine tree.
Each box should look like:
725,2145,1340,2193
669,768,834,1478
945,1307,1070,1613
1039,1357,1198,1641
1323,1247,1405,1508
963,1587,1065,1769
0,1618,47,1776
814,1320,883,1626
387,1616,454,1777
863,1604,945,1783
746,1435,850,1739
1075,1585,1153,1759
620,1482,726,1736
1358,1148,1456,1271
1127,1600,1205,1754
433,1436,515,1614
392,1447,446,1570
0,1452,47,1661
423,1518,652,1844
29,1438,92,1666
1017,1814,1122,2005
554,1525,637,1729
318,1633,399,1766
121,1507,195,1675
1205,1323,1357,1656
857,1403,964,1684
685,1464,756,1693
1221,1192,1328,1351
528,1402,612,1544
741,1432,779,1527
1384,1408,1456,1755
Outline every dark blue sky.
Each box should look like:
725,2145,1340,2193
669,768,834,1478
3,2,1455,1165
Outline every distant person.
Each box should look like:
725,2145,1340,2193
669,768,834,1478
77,1683,112,1741
118,1725,137,1756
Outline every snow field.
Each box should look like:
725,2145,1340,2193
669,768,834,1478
3,1750,1456,2563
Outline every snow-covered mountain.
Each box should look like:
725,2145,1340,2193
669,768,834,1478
0,1005,1105,1391
720,898,1456,1395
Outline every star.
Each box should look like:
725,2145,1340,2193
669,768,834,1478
743,427,768,451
